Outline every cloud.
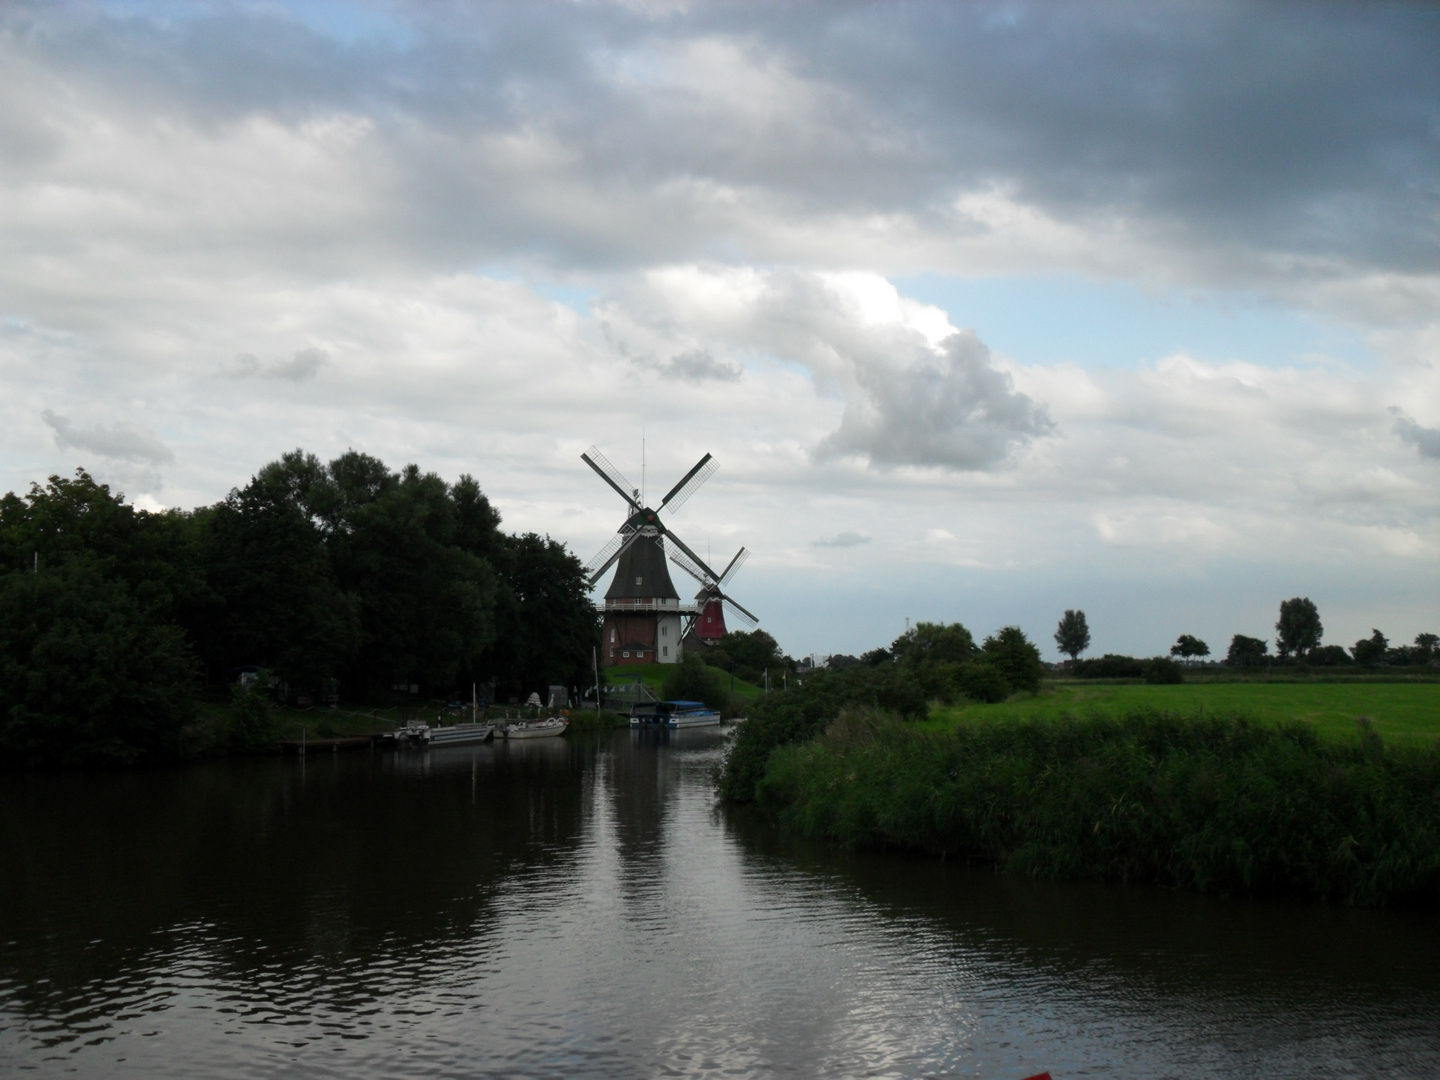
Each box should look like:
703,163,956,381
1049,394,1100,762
818,330,1052,470
223,348,328,381
1390,407,1440,460
41,410,174,465
268,347,329,382
607,267,1051,470
661,349,741,383
814,531,870,548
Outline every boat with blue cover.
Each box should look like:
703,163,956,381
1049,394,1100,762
629,700,722,729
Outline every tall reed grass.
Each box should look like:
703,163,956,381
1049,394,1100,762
750,709,1440,906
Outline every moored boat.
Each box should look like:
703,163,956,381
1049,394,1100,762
497,717,568,739
426,721,493,746
393,721,431,747
630,700,722,729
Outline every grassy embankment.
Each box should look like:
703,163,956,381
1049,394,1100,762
605,663,766,701
926,681,1440,745
729,679,1440,905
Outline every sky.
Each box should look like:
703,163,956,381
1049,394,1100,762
1,0,1437,662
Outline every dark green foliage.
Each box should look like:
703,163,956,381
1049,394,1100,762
1054,609,1090,662
201,469,359,692
1227,634,1269,667
661,654,734,711
1352,629,1388,666
0,561,196,767
957,658,1010,703
1276,597,1323,659
1309,644,1354,667
1,453,600,767
980,626,1043,694
227,677,276,751
755,710,1440,906
1143,657,1185,684
701,629,792,686
1169,634,1209,661
891,621,977,666
826,654,860,669
716,662,939,802
859,647,892,667
1070,653,1147,679
484,532,598,701
1415,633,1438,664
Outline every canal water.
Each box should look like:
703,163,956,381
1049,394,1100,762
2,728,1437,1078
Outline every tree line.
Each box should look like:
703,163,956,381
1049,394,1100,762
0,453,599,766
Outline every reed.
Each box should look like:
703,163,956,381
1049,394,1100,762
750,708,1440,906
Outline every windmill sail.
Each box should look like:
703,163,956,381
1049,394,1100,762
659,453,717,514
718,547,749,586
583,446,640,510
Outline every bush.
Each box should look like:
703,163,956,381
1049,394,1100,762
958,659,1010,703
1071,654,1147,679
662,654,735,712
1142,657,1185,684
980,626,1044,694
228,677,277,750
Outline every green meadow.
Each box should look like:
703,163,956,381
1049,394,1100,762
926,680,1440,745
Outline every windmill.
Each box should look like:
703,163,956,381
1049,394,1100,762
669,545,758,650
581,445,756,667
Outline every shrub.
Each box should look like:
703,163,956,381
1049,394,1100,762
958,659,1011,703
662,654,735,712
1071,654,1147,679
1143,656,1185,684
980,626,1043,693
228,677,277,751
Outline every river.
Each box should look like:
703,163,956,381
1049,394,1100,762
2,727,1437,1078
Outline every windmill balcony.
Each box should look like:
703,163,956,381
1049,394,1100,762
601,597,698,613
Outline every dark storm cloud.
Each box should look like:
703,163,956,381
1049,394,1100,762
8,1,1436,277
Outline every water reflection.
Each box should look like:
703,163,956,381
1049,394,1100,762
2,728,1437,1078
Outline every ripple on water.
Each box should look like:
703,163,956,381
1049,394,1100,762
3,732,1439,1078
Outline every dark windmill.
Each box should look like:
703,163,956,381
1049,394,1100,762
669,545,758,653
582,445,755,667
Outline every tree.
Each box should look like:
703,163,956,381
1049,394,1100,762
1351,629,1388,666
0,560,196,767
1275,597,1323,659
485,532,597,701
891,621,977,666
1053,609,1090,664
1414,632,1438,665
1226,634,1268,668
1169,634,1210,663
980,626,1044,694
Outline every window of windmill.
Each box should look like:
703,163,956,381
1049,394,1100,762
635,576,642,585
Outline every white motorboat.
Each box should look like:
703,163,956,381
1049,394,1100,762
630,700,722,729
426,721,493,747
393,721,431,747
497,717,568,739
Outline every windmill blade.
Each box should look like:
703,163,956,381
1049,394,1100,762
660,528,723,584
658,453,716,514
586,529,642,585
582,447,640,511
584,529,629,574
668,546,710,585
721,593,759,626
718,547,749,586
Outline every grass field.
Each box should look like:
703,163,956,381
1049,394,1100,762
926,681,1440,745
605,663,765,699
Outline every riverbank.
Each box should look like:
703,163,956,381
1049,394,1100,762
743,708,1440,906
